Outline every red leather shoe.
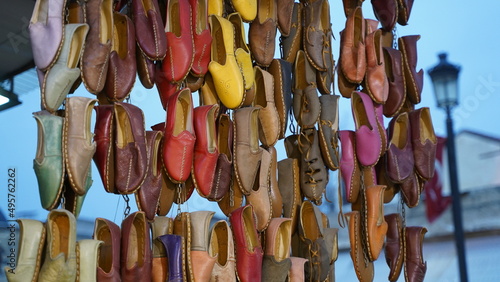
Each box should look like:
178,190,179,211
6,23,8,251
132,0,167,61
162,0,194,83
156,61,180,110
163,88,196,183
193,104,220,199
229,205,263,282
93,218,121,281
93,104,116,193
189,0,212,77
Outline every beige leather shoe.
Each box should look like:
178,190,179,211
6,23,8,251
245,148,272,232
190,211,217,282
4,219,46,282
254,66,280,147
277,158,302,234
39,209,77,282
267,146,283,218
77,239,102,282
209,220,237,282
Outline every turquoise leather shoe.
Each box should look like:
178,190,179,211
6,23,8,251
33,110,65,210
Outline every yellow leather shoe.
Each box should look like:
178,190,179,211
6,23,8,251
208,0,224,16
4,219,45,282
230,0,257,22
208,15,244,109
39,209,77,282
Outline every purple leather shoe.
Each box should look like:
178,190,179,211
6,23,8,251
339,130,361,203
158,234,184,282
386,112,414,183
351,91,383,167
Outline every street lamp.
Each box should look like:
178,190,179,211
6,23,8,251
428,53,468,282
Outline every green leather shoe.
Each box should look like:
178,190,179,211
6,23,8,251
77,239,103,282
33,110,65,210
4,219,46,282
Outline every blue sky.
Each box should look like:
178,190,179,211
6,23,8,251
0,0,499,233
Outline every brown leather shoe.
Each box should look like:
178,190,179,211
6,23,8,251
293,50,321,129
365,185,388,261
383,47,406,117
299,128,328,205
278,158,302,234
218,174,244,217
399,35,424,105
397,0,414,25
136,48,156,89
267,146,283,218
337,58,358,98
340,6,366,84
371,0,398,31
209,220,237,282
346,211,374,282
280,2,303,64
93,218,121,281
409,107,437,181
364,29,389,104
400,171,421,208
404,226,427,282
121,211,152,282
173,212,194,281
342,0,365,17
254,66,280,147
246,147,272,232
248,0,277,67
385,213,404,282
268,59,293,140
211,113,234,201
386,112,415,183
303,0,332,72
233,107,263,195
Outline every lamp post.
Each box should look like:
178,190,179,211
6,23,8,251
428,53,468,282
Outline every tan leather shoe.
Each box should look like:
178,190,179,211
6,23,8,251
4,219,45,282
248,0,277,67
385,213,404,282
64,97,98,196
233,107,263,195
190,211,217,282
268,59,293,139
364,29,389,104
218,176,244,217
151,216,173,282
346,211,374,282
77,239,102,282
267,146,283,218
121,211,152,282
39,209,77,282
340,6,366,84
404,226,427,282
209,220,237,282
173,212,194,281
365,185,388,261
278,158,302,235
288,257,308,282
399,35,423,105
245,148,272,232
254,66,280,147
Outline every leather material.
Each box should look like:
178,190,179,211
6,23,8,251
284,134,301,159
42,24,88,112
276,0,294,36
151,217,173,282
136,48,156,89
318,95,340,170
209,220,237,282
248,0,277,67
93,218,121,282
77,239,102,282
163,88,196,183
156,63,181,110
316,31,335,95
299,128,328,205
293,50,320,129
268,59,292,140
103,12,136,102
135,131,163,221
212,113,233,201
199,72,220,105
280,3,302,64
33,111,65,210
288,257,308,282
340,6,366,84
4,219,45,282
193,105,220,199
404,226,427,282
397,0,414,25
278,158,302,235
156,165,177,216
303,0,332,72
29,0,66,70
337,58,358,98
261,256,291,282
81,0,113,94
228,12,255,104
132,0,167,60
265,218,292,260
190,211,217,282
158,234,184,282
346,211,374,282
64,97,97,196
385,213,404,282
383,47,406,117
121,211,152,282
341,0,365,17
114,102,148,194
208,15,245,109
254,66,280,147
365,185,388,261
371,0,398,31
268,146,283,218
190,0,212,77
173,212,194,281
39,209,77,282
245,148,272,232
400,171,420,208
230,0,257,22
298,201,330,282
151,257,167,282
387,112,415,183
162,0,194,83
339,130,361,203
208,0,224,17
229,205,263,282
93,105,115,193
376,155,400,203
399,35,424,104
187,72,205,91
409,107,437,180
218,177,244,217
365,29,389,104
351,91,383,167
233,107,263,195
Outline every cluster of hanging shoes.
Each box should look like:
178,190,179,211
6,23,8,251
19,0,437,281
